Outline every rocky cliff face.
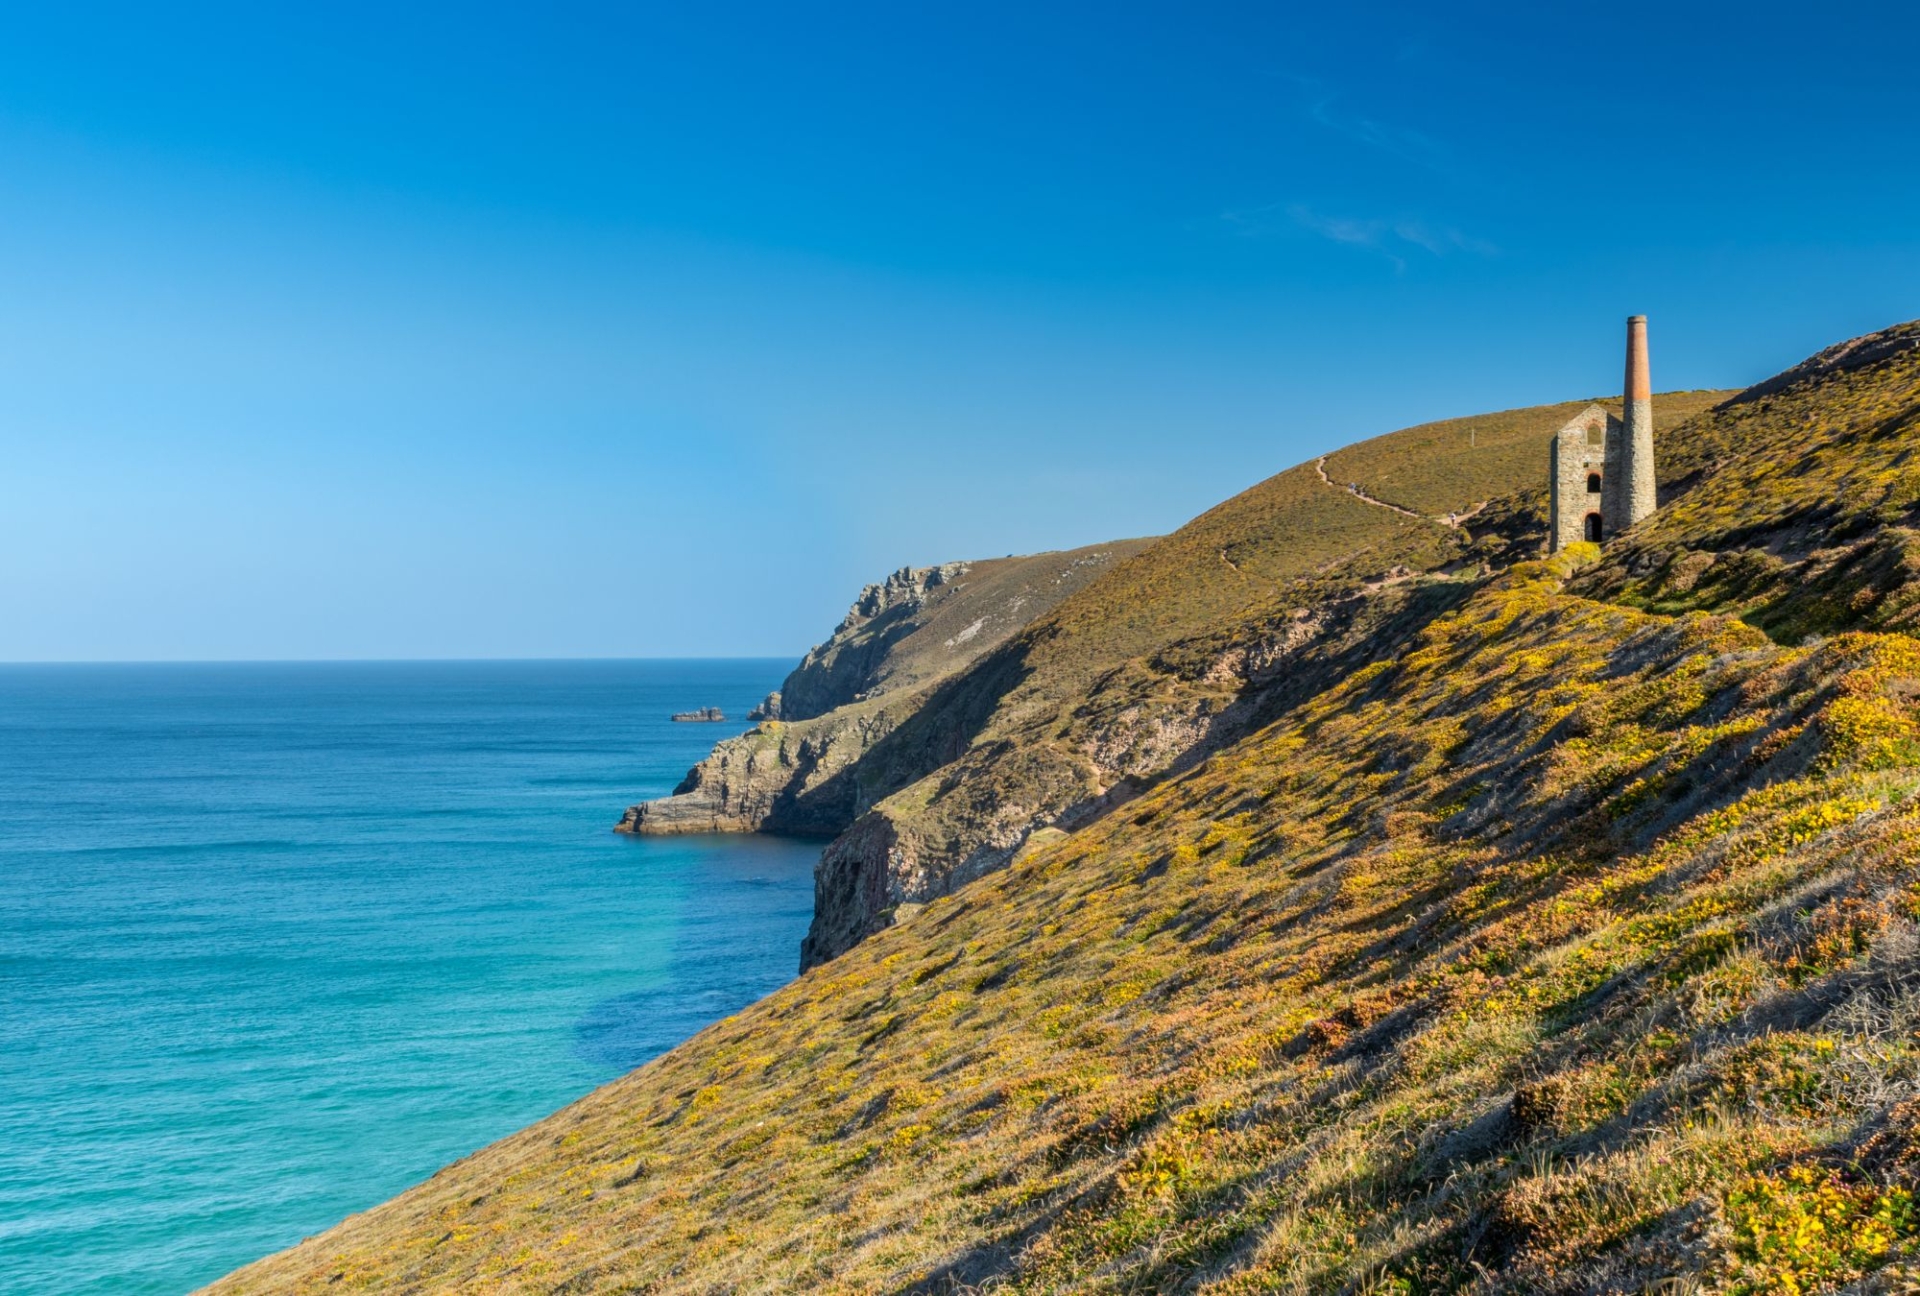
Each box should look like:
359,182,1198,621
615,542,1152,839
627,394,1735,972
613,698,905,836
778,562,969,720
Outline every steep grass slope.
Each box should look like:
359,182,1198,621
803,392,1724,964
1587,321,1920,647
205,344,1920,1294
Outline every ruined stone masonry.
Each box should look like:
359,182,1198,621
1548,315,1656,552
1548,404,1613,550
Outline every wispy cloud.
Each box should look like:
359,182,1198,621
1221,201,1497,270
1277,204,1383,248
1290,75,1454,175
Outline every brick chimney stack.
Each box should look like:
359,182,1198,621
1603,315,1655,536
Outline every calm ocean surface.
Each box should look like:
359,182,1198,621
0,660,818,1295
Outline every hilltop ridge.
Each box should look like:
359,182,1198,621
208,325,1920,1294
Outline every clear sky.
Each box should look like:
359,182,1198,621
4,2,1918,660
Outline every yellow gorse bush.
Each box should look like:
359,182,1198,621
1724,1166,1918,1295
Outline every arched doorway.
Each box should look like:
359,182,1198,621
1584,513,1603,543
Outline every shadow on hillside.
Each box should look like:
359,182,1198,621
780,597,936,722
895,1168,1120,1295
776,632,1041,836
800,575,1494,969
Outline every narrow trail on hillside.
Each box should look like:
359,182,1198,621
1313,456,1488,531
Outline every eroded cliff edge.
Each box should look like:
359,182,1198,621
614,542,1152,838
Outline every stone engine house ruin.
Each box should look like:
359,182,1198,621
1549,315,1656,552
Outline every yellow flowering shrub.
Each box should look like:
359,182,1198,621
1723,1166,1918,1295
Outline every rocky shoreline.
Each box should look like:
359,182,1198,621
614,543,1154,959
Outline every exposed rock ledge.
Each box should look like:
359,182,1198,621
615,541,1151,839
614,699,907,836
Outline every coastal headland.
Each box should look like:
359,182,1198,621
211,324,1920,1294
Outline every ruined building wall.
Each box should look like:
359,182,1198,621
1548,404,1610,553
1551,315,1657,552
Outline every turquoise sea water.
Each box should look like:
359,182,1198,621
0,661,818,1295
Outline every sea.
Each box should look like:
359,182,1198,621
0,660,819,1295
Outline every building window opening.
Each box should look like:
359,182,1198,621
1584,513,1603,543
1587,472,1602,493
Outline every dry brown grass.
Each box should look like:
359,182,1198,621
1323,392,1727,520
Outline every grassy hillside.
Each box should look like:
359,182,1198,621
1586,321,1920,647
208,338,1920,1294
801,388,1728,964
1323,392,1727,520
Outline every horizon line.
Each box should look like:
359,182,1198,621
0,654,808,667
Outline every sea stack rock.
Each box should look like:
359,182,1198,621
670,706,726,722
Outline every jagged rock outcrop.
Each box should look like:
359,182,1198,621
780,563,970,720
616,541,1152,838
746,692,781,722
669,706,725,722
614,699,907,837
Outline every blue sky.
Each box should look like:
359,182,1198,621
4,2,1919,659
